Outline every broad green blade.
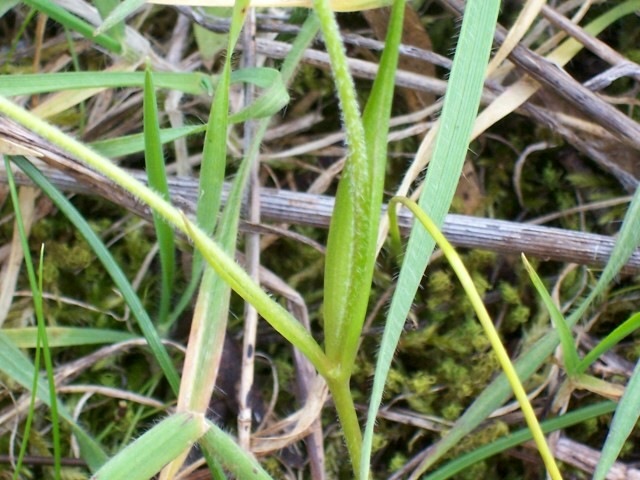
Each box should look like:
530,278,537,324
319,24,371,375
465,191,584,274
200,420,273,480
12,156,180,395
522,254,580,375
318,0,371,368
0,332,108,471
0,0,19,18
1,327,135,348
143,67,175,326
90,413,208,480
369,0,500,476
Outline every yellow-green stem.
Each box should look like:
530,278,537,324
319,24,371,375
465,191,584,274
0,94,332,381
327,373,362,474
389,197,563,480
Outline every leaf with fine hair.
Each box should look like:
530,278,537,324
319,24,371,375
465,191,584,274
11,155,181,394
90,413,208,480
358,0,405,477
366,0,500,477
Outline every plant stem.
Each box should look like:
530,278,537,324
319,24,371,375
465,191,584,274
0,94,332,381
327,374,362,474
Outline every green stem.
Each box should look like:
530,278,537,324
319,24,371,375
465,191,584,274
327,374,362,474
0,94,331,381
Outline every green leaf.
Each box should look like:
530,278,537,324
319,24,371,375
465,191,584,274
90,413,208,480
93,0,145,36
368,0,500,476
0,72,214,96
200,420,273,480
416,170,640,477
522,254,580,375
0,332,108,471
22,0,121,53
578,311,640,373
11,156,180,395
1,327,135,348
143,67,175,326
593,359,640,480
358,0,406,476
425,401,616,480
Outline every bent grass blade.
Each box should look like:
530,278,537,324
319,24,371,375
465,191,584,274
389,197,563,480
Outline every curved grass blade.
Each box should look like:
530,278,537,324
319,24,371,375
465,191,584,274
11,155,181,395
90,413,208,480
201,420,273,480
390,197,562,480
522,254,580,375
411,177,640,477
425,401,616,480
144,67,175,326
0,93,329,399
366,0,500,476
578,311,640,374
5,160,62,478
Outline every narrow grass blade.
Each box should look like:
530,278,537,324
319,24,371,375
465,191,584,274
0,72,214,97
426,401,616,480
522,254,580,375
358,0,405,476
368,0,500,476
594,358,640,479
2,327,136,348
94,0,146,36
91,124,207,158
144,67,175,326
5,159,62,478
162,2,251,476
578,312,640,373
390,197,562,480
0,332,108,471
411,179,640,476
90,413,208,480
0,94,329,394
22,0,121,53
11,156,180,394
